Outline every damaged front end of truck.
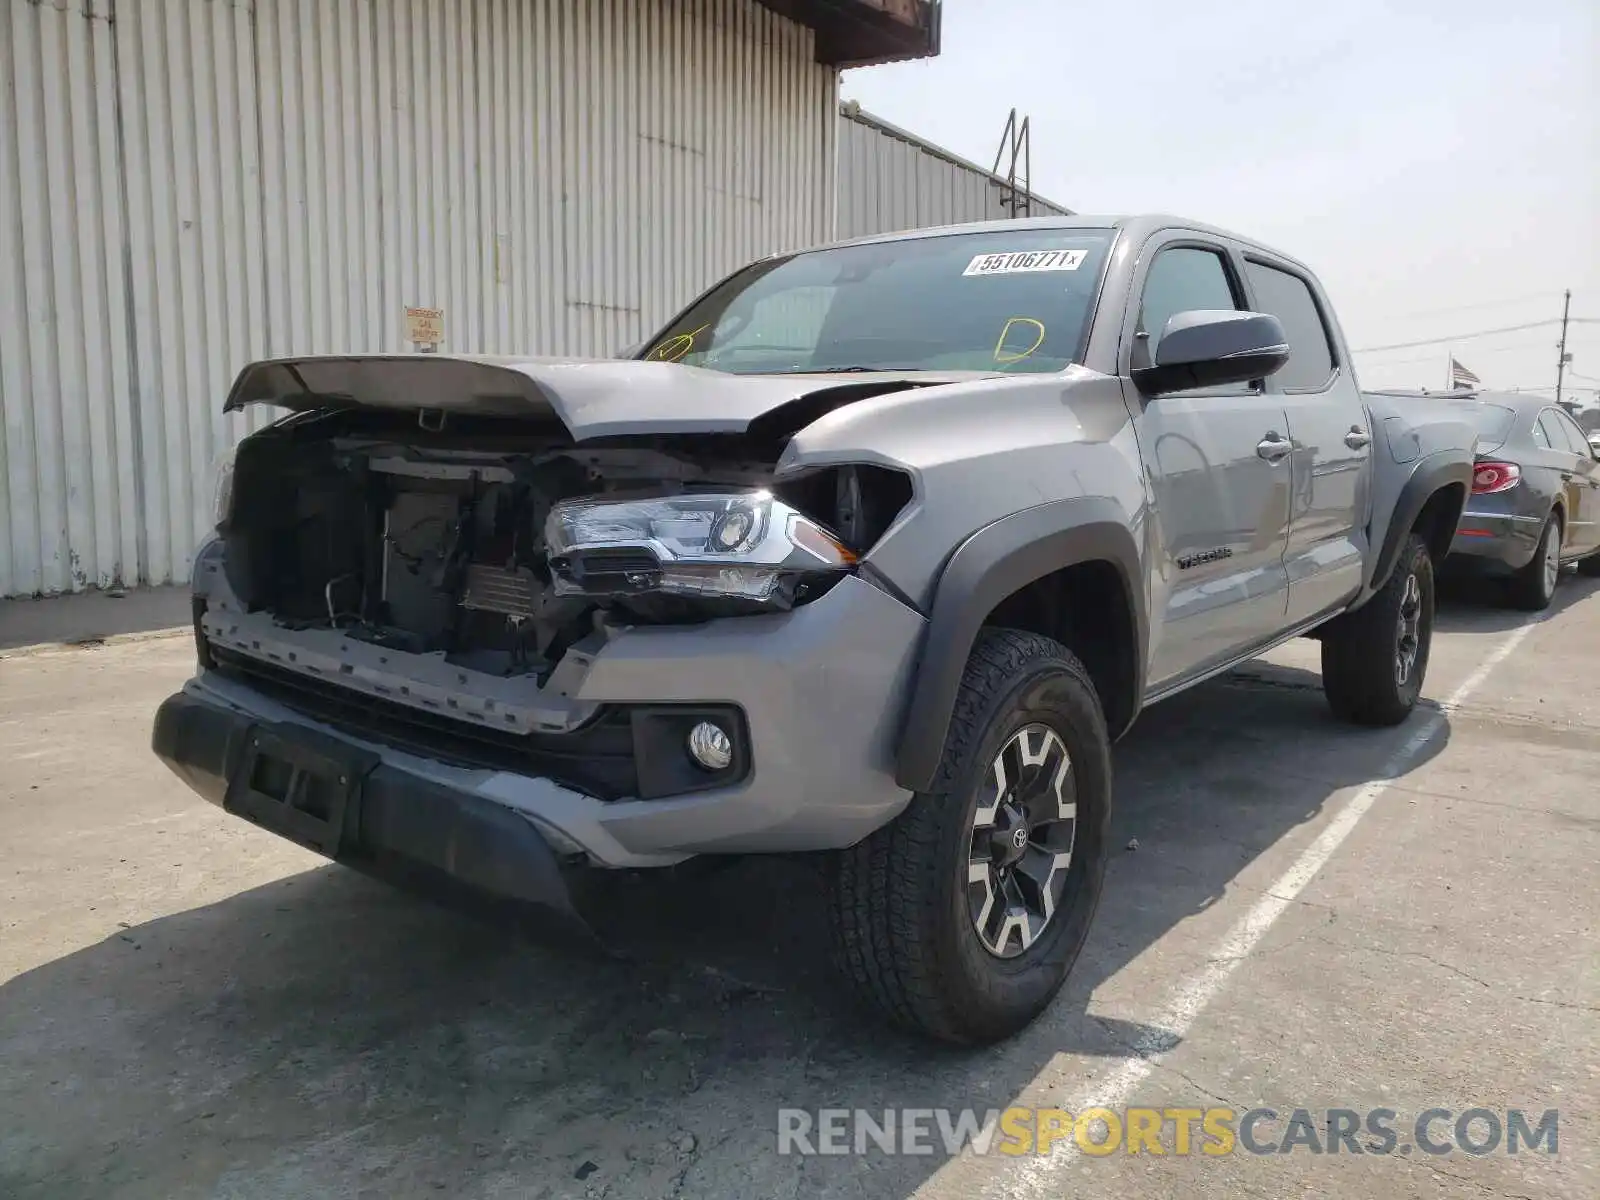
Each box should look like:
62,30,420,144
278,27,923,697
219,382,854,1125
199,355,926,742
154,351,952,934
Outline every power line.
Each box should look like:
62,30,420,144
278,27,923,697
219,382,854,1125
1360,353,1460,369
1353,314,1599,356
1351,318,1600,355
1352,320,1561,354
1358,340,1562,369
1378,291,1568,322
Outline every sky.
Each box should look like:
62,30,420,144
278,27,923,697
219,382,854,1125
839,0,1600,405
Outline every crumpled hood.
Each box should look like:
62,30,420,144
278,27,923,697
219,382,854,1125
223,353,997,441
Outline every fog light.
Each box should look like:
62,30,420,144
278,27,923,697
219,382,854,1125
686,721,734,771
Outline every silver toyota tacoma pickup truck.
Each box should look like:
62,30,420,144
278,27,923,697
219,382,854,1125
153,215,1475,1044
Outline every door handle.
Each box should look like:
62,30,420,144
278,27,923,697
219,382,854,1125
1256,432,1291,462
1344,426,1371,450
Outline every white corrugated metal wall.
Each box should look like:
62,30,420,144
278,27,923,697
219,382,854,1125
1,0,137,602
836,104,1070,239
0,0,837,597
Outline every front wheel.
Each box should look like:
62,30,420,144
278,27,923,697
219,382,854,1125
827,628,1112,1045
1321,533,1435,726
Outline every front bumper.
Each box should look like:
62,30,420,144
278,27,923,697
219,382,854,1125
155,574,926,879
152,691,605,941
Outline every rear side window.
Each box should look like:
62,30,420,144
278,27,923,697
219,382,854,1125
1466,403,1517,444
1551,409,1591,454
1244,261,1336,391
1443,401,1517,451
1136,247,1241,367
1535,412,1567,450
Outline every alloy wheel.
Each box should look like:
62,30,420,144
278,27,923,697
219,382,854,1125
1394,572,1423,686
967,724,1077,958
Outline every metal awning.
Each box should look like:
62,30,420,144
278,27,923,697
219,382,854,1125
754,0,941,67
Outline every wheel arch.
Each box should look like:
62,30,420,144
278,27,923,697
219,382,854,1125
1363,456,1472,602
1412,481,1469,569
894,498,1147,794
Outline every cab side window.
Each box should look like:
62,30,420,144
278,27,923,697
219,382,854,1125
1244,260,1337,391
1136,247,1241,370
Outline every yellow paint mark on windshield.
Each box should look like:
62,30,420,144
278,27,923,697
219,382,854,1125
646,323,710,363
994,317,1046,364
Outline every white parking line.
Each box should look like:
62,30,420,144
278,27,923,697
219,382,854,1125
923,615,1545,1199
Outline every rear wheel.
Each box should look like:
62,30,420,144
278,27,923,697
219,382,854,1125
1576,550,1600,578
1321,533,1434,726
827,628,1111,1045
1506,512,1562,611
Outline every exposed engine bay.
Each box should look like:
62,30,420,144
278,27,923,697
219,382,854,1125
215,408,912,689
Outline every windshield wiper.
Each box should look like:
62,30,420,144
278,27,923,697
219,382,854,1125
744,365,929,375
729,364,939,377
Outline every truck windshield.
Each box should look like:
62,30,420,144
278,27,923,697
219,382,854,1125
639,228,1116,376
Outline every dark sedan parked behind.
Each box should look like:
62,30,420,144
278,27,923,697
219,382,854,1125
1423,391,1600,608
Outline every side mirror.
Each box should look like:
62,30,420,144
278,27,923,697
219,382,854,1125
1132,309,1291,396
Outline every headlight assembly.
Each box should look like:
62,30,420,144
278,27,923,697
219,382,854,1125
544,490,856,606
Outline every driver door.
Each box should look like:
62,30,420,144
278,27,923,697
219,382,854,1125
1127,237,1294,692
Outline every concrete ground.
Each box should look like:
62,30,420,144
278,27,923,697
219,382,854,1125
0,586,190,652
1,576,1595,1199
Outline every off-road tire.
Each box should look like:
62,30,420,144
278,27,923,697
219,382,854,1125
1506,512,1562,611
1321,533,1434,727
826,628,1111,1045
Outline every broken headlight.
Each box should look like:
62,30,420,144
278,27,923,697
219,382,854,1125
544,490,856,606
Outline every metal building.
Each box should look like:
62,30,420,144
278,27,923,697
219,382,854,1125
1,2,1071,601
0,0,938,598
837,102,1070,239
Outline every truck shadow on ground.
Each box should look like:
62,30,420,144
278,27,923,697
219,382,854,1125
2,577,1592,1200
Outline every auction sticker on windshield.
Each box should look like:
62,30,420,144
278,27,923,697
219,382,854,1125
963,249,1088,276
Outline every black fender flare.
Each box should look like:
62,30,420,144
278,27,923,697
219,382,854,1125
1362,457,1472,599
894,497,1147,793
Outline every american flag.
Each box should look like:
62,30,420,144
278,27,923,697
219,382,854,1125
1450,357,1481,388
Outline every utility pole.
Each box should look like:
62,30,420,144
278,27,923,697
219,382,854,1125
1556,289,1572,406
